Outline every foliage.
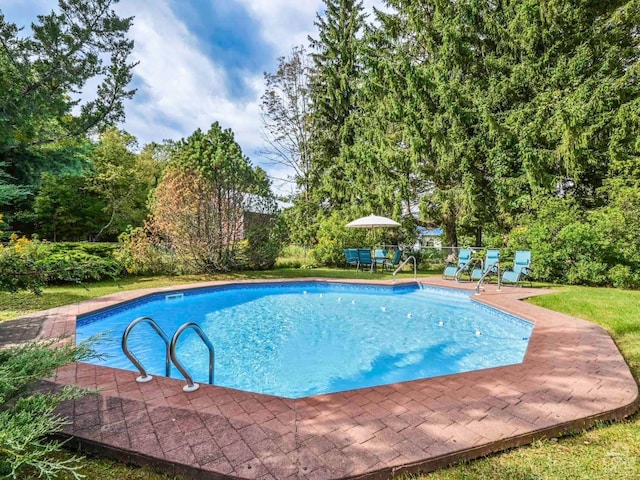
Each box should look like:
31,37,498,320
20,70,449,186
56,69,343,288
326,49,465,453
0,239,123,293
0,235,44,293
237,213,286,270
87,129,156,241
312,212,369,266
308,0,367,210
115,227,179,276
280,199,320,248
149,122,279,272
290,0,640,257
33,173,107,241
36,250,122,285
508,193,640,287
260,46,313,196
0,0,136,155
0,339,96,479
0,0,136,233
30,132,161,242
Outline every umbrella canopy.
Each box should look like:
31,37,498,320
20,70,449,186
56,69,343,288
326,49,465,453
345,214,400,228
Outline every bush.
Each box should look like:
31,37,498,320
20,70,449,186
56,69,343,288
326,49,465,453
508,193,640,287
0,237,44,293
36,250,122,284
0,339,97,478
43,242,119,258
0,239,125,293
608,264,639,289
312,212,369,266
115,227,179,276
238,213,285,270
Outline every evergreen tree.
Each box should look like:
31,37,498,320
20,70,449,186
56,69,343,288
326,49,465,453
0,0,136,234
308,0,367,210
365,0,495,246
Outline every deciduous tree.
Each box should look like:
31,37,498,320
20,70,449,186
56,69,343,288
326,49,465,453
261,46,313,197
308,0,367,209
150,123,278,272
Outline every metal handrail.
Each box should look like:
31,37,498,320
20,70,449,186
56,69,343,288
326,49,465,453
475,262,501,294
122,316,171,383
170,322,215,392
392,255,417,283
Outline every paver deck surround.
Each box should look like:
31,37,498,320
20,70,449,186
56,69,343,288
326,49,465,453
3,277,638,480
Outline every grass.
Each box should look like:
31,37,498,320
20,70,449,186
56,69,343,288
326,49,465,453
3,275,640,479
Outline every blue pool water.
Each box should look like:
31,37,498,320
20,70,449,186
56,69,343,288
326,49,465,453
76,282,533,398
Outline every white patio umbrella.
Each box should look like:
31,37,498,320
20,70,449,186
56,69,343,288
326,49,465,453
345,214,400,229
345,214,401,271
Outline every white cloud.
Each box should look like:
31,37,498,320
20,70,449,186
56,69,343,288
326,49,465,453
234,0,323,51
6,0,386,195
115,1,264,155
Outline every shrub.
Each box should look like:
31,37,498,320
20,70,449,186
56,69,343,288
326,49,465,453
508,193,640,287
608,264,639,289
35,250,122,284
148,122,278,273
0,237,44,293
0,339,97,478
312,212,369,266
0,239,124,293
43,242,119,258
115,227,179,276
237,213,285,270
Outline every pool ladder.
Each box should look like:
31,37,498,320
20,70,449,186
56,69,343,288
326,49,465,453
392,255,417,283
122,317,214,392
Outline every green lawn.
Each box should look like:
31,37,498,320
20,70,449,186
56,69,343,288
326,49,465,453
3,276,640,479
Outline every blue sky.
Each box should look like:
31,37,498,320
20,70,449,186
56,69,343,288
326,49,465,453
3,0,383,194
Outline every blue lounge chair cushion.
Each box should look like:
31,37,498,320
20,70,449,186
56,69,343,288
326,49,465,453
443,248,472,279
501,251,532,285
470,249,500,281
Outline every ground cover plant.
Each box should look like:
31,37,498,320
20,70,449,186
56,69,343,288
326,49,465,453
0,339,98,479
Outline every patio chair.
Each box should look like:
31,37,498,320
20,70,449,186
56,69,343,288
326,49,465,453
343,248,359,269
382,249,403,271
501,251,532,286
443,248,473,280
373,249,387,270
470,249,500,282
357,249,374,272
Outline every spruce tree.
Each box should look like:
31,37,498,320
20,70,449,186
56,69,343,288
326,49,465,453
308,0,367,211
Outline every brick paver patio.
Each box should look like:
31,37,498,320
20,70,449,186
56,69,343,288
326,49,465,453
2,278,638,479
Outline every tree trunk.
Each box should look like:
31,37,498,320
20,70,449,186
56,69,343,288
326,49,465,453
444,217,458,247
475,227,482,248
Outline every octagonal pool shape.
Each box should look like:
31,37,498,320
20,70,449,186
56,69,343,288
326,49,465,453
76,282,533,398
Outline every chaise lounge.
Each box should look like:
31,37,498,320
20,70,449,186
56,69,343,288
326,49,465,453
501,250,532,286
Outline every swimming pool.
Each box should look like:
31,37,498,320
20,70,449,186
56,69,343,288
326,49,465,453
76,282,533,398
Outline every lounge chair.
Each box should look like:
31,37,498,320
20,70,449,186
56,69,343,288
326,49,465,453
443,248,473,280
470,249,500,282
343,248,359,269
382,249,403,271
374,248,387,260
357,249,373,272
501,251,532,286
